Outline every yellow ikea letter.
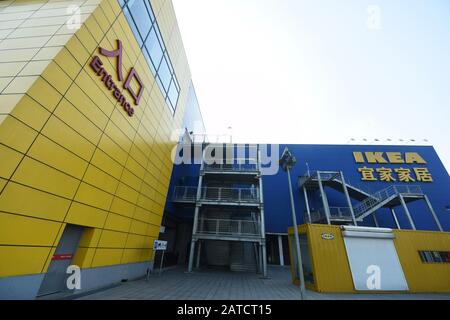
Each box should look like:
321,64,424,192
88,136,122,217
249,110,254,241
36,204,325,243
365,152,388,164
405,153,426,164
386,152,405,164
353,152,365,163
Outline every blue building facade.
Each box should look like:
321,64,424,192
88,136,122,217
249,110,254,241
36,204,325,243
163,143,449,266
263,144,449,233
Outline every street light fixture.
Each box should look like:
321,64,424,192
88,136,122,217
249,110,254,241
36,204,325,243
279,147,306,300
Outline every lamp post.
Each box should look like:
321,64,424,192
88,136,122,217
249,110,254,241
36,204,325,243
279,147,306,300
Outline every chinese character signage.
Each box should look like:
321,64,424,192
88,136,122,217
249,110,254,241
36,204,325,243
90,39,144,117
354,152,433,183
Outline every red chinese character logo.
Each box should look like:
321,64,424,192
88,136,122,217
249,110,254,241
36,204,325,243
99,40,144,106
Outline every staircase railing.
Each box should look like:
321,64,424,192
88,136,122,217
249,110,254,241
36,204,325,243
173,186,198,202
306,207,353,223
197,218,261,237
353,185,423,217
201,187,260,203
203,159,258,172
304,170,374,195
173,186,260,203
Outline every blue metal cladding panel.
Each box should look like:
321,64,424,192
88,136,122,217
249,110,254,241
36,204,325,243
263,144,450,233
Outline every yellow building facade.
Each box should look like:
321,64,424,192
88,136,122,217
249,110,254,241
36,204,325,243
0,0,193,299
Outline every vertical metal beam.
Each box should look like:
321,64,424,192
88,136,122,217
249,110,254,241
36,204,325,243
278,235,285,266
254,243,261,274
187,238,197,273
188,149,205,273
303,187,312,224
390,208,401,229
258,148,268,278
399,194,416,230
372,213,379,227
316,171,331,225
196,240,202,268
287,167,306,300
424,195,443,232
258,244,263,275
261,242,268,277
339,171,357,226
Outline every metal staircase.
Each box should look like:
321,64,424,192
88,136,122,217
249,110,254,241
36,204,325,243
174,143,268,276
352,185,423,221
298,170,443,231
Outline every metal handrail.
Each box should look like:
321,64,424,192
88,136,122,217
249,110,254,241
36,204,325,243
302,170,375,196
200,187,260,203
306,207,353,223
353,185,423,217
203,162,259,172
173,186,260,203
173,186,198,202
197,218,261,237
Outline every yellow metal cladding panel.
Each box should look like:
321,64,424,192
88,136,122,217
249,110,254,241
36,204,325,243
104,212,132,233
26,78,63,113
0,0,191,276
72,247,95,269
10,95,51,131
98,230,128,248
289,224,355,293
0,115,37,153
122,249,144,264
394,230,450,293
78,228,103,248
27,135,89,180
0,143,23,180
65,202,108,229
12,156,80,199
0,212,61,246
91,248,123,268
0,182,71,221
0,246,51,277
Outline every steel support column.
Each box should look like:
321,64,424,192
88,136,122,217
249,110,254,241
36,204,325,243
196,240,202,268
303,187,312,224
424,195,443,232
287,166,306,299
258,149,268,278
390,208,401,229
187,238,197,273
339,171,357,226
373,213,379,227
254,243,261,274
187,164,204,272
399,194,416,230
278,235,285,266
317,171,331,225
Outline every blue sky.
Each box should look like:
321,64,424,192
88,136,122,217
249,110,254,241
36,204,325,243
172,0,450,172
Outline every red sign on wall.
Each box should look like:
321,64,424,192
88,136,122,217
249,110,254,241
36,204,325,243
52,254,74,261
90,40,145,117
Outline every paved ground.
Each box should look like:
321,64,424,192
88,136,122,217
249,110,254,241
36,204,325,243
79,266,450,300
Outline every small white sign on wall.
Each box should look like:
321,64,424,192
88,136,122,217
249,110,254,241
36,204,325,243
154,240,168,251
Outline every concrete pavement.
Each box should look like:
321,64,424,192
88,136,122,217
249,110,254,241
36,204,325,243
78,266,450,300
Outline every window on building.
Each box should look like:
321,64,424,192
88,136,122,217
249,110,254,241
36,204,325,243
419,251,450,263
145,27,163,69
128,0,152,41
118,0,180,115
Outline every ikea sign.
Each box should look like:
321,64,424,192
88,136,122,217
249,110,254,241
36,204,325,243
353,152,433,183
